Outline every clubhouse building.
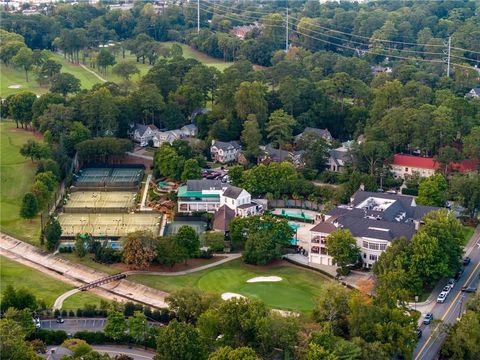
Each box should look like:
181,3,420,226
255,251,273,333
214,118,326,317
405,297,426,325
308,190,438,268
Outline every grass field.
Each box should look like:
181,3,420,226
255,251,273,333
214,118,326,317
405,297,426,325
129,259,328,312
0,122,42,244
162,42,234,71
462,225,475,245
0,256,103,310
0,64,49,97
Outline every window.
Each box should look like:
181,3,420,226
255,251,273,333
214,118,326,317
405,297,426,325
369,254,378,261
379,243,387,251
405,167,409,171
369,243,380,250
363,241,369,248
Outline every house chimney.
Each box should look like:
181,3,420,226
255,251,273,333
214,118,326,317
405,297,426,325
359,183,365,191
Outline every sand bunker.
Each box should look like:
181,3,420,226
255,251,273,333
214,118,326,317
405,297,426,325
272,309,300,318
247,276,283,283
8,84,21,89
221,292,245,300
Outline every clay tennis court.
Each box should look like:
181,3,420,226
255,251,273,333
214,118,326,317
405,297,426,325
58,213,162,238
63,191,137,213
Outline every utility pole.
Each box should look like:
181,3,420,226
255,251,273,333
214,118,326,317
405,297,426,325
197,0,200,34
444,36,451,78
285,6,289,52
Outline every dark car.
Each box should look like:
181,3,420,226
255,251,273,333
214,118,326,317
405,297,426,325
463,257,471,266
417,328,422,339
461,286,477,293
454,268,464,281
423,313,433,325
56,316,64,324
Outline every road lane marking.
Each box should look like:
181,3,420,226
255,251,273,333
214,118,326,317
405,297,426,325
414,260,480,360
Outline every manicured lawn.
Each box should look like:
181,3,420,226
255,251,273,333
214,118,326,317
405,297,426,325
0,122,41,244
129,259,329,312
59,253,119,275
162,42,234,71
0,256,103,310
0,64,49,97
462,225,475,246
52,54,104,90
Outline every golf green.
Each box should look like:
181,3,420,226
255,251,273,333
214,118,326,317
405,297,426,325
129,260,329,312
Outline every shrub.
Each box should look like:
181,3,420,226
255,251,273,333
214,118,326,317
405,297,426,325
31,330,68,345
402,187,418,196
204,232,225,252
75,331,110,345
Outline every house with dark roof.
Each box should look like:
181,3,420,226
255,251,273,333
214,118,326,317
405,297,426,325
465,87,480,99
258,145,304,167
391,154,477,179
295,127,333,143
132,123,159,146
307,190,439,268
177,180,262,228
327,142,353,172
210,140,242,164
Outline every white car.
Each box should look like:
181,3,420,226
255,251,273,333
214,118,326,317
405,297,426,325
437,291,448,303
447,279,455,288
443,285,452,295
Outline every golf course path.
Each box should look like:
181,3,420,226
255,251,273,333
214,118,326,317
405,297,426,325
53,289,80,310
79,63,107,82
123,253,242,276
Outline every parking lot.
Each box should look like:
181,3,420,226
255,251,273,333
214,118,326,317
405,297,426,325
40,318,107,333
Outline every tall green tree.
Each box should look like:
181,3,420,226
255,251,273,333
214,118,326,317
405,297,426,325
266,109,296,148
175,225,200,258
166,288,220,324
8,92,36,128
128,311,147,345
0,319,36,360
234,81,268,126
13,47,34,82
45,217,62,251
241,114,262,160
326,229,360,275
112,62,139,81
104,310,127,342
20,192,38,220
156,320,205,360
417,174,448,207
50,73,81,96
96,48,116,75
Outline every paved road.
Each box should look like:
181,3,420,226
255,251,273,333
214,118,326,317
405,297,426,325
40,318,107,333
413,226,480,360
46,345,155,360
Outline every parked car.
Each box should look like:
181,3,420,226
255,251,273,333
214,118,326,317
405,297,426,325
463,257,471,266
447,278,455,288
437,292,448,303
454,268,464,281
443,285,452,295
33,318,41,329
423,313,434,325
417,328,423,339
56,316,64,324
461,286,477,293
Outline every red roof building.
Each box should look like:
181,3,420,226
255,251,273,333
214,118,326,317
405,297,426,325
391,154,477,178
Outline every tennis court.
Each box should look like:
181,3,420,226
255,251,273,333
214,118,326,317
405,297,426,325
163,221,207,235
74,167,144,189
64,191,137,213
58,213,162,238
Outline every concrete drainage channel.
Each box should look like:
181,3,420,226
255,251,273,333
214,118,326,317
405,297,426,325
1,233,168,310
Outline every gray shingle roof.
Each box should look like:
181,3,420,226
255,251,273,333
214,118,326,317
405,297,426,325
211,140,241,151
186,179,223,191
223,186,244,199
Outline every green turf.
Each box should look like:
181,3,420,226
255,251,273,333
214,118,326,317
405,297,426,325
129,259,328,312
162,42,234,71
0,122,41,244
0,64,49,97
0,256,103,310
59,253,119,275
462,225,475,246
52,54,104,90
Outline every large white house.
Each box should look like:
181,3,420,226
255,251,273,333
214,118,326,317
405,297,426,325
133,124,159,147
177,180,261,232
132,124,197,147
306,190,438,268
210,140,242,164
